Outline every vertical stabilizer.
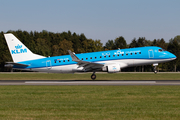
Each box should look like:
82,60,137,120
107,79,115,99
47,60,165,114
4,33,45,62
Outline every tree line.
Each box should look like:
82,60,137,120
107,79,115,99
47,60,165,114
0,30,179,72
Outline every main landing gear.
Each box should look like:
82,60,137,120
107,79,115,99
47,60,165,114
91,72,96,80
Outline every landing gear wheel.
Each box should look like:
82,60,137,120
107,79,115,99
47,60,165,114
91,74,96,80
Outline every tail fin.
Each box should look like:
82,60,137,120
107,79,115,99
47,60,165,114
4,33,45,62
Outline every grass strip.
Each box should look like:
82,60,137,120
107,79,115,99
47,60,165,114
0,86,180,119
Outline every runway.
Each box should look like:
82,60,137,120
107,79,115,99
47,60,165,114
0,80,180,85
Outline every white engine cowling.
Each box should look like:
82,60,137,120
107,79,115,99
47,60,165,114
102,64,121,73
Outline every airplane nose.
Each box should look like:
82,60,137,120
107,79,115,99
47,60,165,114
169,53,176,59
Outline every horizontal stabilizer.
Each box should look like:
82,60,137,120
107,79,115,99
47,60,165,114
5,62,29,68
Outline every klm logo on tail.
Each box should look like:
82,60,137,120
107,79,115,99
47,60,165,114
11,44,27,54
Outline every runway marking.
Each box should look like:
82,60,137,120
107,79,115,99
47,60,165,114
1,80,180,85
25,81,156,84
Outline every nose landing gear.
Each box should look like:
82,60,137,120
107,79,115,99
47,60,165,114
154,66,157,74
153,63,158,74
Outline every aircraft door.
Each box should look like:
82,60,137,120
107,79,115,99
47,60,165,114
46,60,52,69
148,49,154,58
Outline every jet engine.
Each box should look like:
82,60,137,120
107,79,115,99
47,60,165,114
102,64,120,73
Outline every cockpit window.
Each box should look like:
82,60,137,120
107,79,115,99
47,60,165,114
158,49,166,52
158,49,163,52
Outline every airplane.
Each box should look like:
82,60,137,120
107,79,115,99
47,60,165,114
4,33,176,80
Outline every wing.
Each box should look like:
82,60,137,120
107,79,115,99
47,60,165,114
68,50,104,71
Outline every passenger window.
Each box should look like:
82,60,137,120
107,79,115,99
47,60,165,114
104,56,106,58
90,57,92,59
95,57,97,59
126,53,128,55
130,53,132,55
139,52,141,54
109,55,110,57
117,54,119,57
135,53,137,55
82,58,83,60
68,60,69,62
63,60,65,62
100,56,102,58
122,54,124,56
113,55,115,57
54,60,57,63
86,58,88,60
59,61,61,63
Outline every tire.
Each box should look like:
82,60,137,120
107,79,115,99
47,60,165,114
91,74,96,80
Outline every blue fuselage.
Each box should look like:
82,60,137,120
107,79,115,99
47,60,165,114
15,46,176,72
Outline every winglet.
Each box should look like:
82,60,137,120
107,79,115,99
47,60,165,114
68,50,80,62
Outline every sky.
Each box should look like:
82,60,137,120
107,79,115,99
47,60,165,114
0,0,180,45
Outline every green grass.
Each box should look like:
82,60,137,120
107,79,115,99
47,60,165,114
0,86,180,119
0,72,180,80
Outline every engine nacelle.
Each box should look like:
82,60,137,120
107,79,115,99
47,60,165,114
102,64,121,73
